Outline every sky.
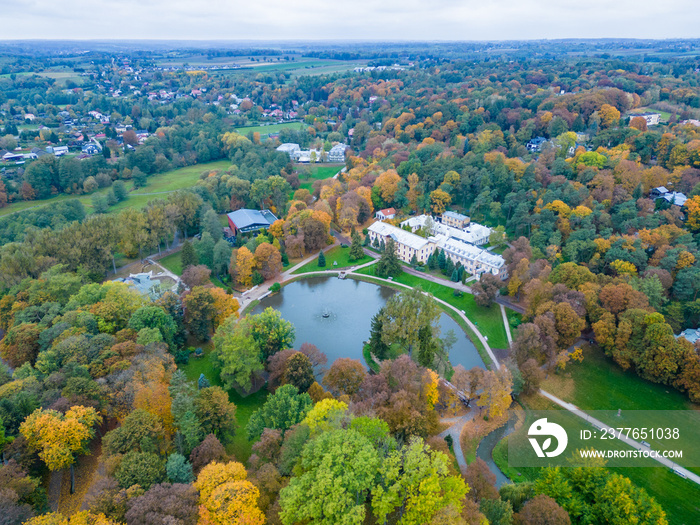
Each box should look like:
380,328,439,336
1,0,698,41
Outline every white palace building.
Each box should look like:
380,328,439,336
367,214,508,280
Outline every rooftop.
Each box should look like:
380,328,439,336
227,208,278,231
368,221,433,251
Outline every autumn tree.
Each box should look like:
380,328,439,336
430,189,452,214
372,437,468,525
283,352,315,393
323,358,367,397
20,406,101,493
513,494,570,525
183,286,216,340
255,242,282,280
246,384,312,440
181,264,211,288
194,461,264,525
234,246,255,288
476,366,513,419
279,429,381,525
471,273,501,307
125,483,199,525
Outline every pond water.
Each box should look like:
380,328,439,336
252,276,486,370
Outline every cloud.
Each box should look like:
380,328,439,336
0,0,697,40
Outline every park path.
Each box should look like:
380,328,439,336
438,411,477,471
539,390,700,487
47,471,62,512
500,304,513,345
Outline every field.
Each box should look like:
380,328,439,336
236,121,305,135
493,395,700,524
0,160,232,217
355,266,510,349
296,164,343,192
180,345,268,462
291,245,371,274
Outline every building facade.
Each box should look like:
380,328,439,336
441,211,470,229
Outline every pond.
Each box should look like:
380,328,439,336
252,276,486,370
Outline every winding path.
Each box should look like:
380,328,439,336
438,412,477,471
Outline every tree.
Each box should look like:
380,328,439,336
463,458,498,502
165,453,194,484
279,429,381,525
599,104,621,129
209,288,239,329
380,288,440,354
125,483,198,525
202,209,222,240
212,239,232,278
26,511,120,525
92,193,108,214
303,399,349,434
349,231,365,261
368,308,390,361
255,243,283,279
283,352,315,393
248,307,296,360
183,286,216,340
213,315,265,392
513,494,570,525
195,386,237,441
181,264,211,288
180,241,198,270
376,238,402,278
430,189,452,214
472,273,501,307
372,437,468,525
246,384,312,441
234,246,255,288
323,358,367,397
477,366,513,419
189,434,228,474
195,232,216,269
194,461,264,525
20,406,101,492
115,451,166,490
112,180,127,202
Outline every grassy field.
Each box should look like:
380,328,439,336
292,245,371,274
0,160,232,218
236,122,305,135
181,345,267,462
493,395,700,524
297,164,342,192
355,266,509,349
159,251,183,276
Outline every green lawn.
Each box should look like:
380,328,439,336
493,398,700,524
355,266,509,349
292,245,371,274
180,346,268,462
296,164,343,192
235,122,305,135
541,344,697,413
159,251,183,276
0,160,233,218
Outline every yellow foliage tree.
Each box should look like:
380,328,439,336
676,250,696,270
195,461,264,525
374,170,401,203
234,247,255,288
210,287,240,328
26,511,119,525
303,398,349,434
599,104,621,129
684,195,700,232
610,259,637,276
20,406,101,471
429,189,451,214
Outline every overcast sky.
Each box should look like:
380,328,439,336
1,0,698,40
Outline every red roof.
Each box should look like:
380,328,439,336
379,208,396,216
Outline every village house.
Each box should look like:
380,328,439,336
375,207,396,220
651,186,688,207
629,112,661,126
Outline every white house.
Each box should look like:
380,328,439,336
629,112,661,126
441,211,470,229
375,208,397,220
367,221,436,264
328,143,347,163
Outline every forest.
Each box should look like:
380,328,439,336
1,40,700,524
